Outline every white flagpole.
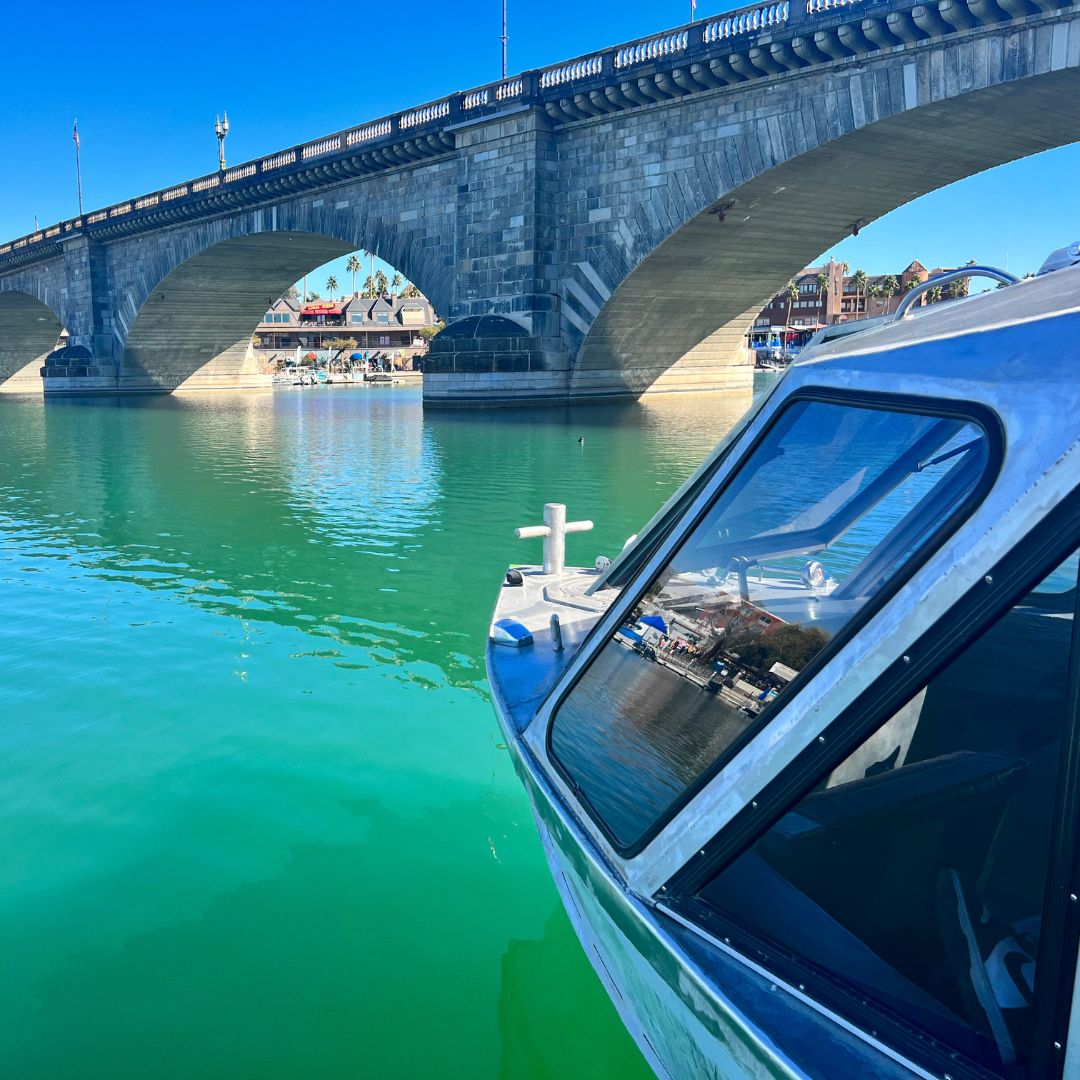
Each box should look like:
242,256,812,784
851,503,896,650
73,119,84,216
501,0,508,78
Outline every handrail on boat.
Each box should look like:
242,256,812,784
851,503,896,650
896,266,1019,319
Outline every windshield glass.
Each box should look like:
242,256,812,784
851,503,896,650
550,398,992,849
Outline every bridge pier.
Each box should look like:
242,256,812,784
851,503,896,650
421,316,572,406
423,331,755,406
40,235,120,392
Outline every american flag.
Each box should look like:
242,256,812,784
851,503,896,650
73,120,80,150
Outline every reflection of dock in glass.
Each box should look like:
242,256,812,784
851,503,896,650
616,563,833,717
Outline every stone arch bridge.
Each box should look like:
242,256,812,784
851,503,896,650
1,0,1078,404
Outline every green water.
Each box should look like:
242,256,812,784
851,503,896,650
0,382,758,1078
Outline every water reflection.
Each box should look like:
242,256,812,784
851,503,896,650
553,399,991,846
1,387,755,692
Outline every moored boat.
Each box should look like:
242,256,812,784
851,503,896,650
487,247,1080,1078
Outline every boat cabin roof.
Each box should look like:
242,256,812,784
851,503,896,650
798,264,1079,367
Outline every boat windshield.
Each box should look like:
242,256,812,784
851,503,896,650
550,397,993,849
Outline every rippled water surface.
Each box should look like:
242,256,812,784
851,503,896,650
0,381,762,1078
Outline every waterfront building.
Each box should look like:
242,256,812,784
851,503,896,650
753,258,940,331
253,292,440,368
750,259,951,354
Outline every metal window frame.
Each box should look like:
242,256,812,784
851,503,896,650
528,386,1003,861
661,486,1080,1080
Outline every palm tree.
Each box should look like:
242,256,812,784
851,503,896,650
852,269,868,319
346,255,361,296
815,272,829,317
783,280,798,348
950,259,979,300
326,275,339,299
362,275,375,299
927,285,944,304
375,269,389,296
402,282,421,299
361,249,375,293
881,275,899,312
866,282,882,316
391,272,402,292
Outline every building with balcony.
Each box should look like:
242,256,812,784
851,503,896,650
750,259,947,353
253,292,440,368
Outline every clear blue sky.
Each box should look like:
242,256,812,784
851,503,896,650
3,0,1077,291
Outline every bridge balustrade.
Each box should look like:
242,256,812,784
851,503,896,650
495,78,523,100
346,120,393,147
462,89,491,110
260,150,297,172
806,0,863,11
302,136,342,160
703,1,790,41
400,101,451,129
615,30,690,68
223,164,257,182
540,55,606,89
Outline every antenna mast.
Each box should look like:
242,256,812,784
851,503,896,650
501,0,508,79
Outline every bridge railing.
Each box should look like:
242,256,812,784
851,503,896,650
0,0,930,262
704,1,791,41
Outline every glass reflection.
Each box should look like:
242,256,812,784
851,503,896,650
552,400,992,847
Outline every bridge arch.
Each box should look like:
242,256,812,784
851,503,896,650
115,207,454,390
565,35,1080,396
0,288,63,392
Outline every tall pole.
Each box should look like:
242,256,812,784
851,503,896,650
501,0,508,79
73,119,84,217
